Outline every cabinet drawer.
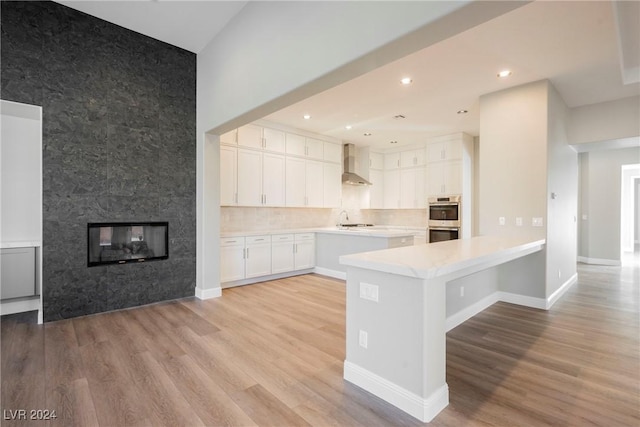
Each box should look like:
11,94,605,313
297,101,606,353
221,237,245,247
272,234,294,242
246,235,271,245
295,233,315,241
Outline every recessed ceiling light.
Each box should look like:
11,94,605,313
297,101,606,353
345,125,352,130
390,140,398,144
303,114,311,120
497,70,512,78
457,110,468,114
400,77,412,85
363,132,372,136
393,114,406,120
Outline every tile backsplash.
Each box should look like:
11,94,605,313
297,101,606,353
220,207,427,233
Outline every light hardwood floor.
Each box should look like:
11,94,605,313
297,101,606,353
1,262,638,426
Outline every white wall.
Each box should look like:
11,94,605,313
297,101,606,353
569,96,640,145
478,80,548,239
545,83,578,295
621,165,640,252
578,147,640,263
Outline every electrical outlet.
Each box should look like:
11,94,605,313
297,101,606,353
558,270,561,279
359,330,368,349
359,282,379,302
532,217,544,227
516,217,523,226
499,216,506,226
460,286,465,297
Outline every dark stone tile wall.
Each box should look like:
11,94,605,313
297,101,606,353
1,1,197,321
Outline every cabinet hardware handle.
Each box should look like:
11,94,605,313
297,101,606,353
262,137,266,148
246,248,249,258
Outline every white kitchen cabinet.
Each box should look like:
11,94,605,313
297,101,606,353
383,169,400,208
286,157,324,208
400,148,426,168
237,149,285,206
245,235,272,278
369,152,384,170
237,124,263,149
305,138,324,160
220,129,237,145
262,153,286,206
262,127,285,153
369,169,384,209
220,145,238,206
220,237,246,282
427,160,462,196
306,160,324,207
323,162,342,208
237,149,263,205
285,134,324,160
384,152,401,170
294,233,315,269
271,234,294,274
323,141,342,164
1,248,36,300
427,138,462,162
400,167,426,208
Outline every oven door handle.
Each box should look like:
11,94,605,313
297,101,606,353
429,227,459,231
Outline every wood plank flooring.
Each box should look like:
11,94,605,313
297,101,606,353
1,262,638,426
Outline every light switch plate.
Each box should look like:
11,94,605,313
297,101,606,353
359,330,368,348
516,217,523,226
499,217,506,226
359,282,379,302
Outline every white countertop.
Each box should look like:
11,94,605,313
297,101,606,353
221,226,418,239
339,235,545,280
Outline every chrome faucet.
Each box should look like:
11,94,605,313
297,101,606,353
337,210,350,226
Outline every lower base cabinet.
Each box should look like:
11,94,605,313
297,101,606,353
221,232,315,285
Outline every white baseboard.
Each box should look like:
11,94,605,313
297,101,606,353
343,361,448,423
195,286,221,300
313,266,346,280
446,293,500,332
0,297,40,317
577,256,621,266
497,291,547,310
546,273,578,309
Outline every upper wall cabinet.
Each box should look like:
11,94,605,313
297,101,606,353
237,124,263,149
262,128,286,153
369,152,384,170
384,152,401,170
236,124,286,153
220,129,237,145
427,135,463,162
286,134,324,160
323,141,342,164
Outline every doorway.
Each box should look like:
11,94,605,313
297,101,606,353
621,164,640,266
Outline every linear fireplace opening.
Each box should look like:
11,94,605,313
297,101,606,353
87,222,168,267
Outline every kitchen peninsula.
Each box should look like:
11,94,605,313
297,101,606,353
340,235,545,422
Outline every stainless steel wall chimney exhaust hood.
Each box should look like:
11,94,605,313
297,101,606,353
342,143,372,186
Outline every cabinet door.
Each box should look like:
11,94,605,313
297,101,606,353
323,162,342,208
400,169,417,208
400,150,417,168
443,140,463,160
384,152,401,170
237,124,263,149
245,243,271,278
383,169,400,208
369,152,384,170
219,129,237,145
427,162,444,196
271,236,294,274
323,141,342,163
262,153,286,206
305,138,324,160
285,133,306,157
369,169,384,209
305,160,324,207
237,149,263,206
443,160,462,195
220,241,245,282
285,157,306,207
414,167,426,208
0,248,36,299
427,142,444,163
294,237,315,270
220,145,237,206
262,128,285,153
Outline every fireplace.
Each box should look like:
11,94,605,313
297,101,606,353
87,222,168,266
